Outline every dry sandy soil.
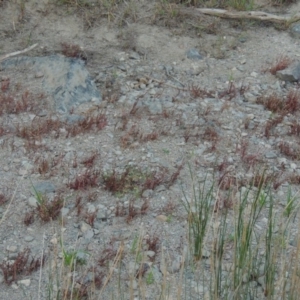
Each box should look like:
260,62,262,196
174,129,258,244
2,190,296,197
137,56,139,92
1,0,300,299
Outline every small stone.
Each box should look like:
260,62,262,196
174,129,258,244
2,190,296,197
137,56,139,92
186,48,202,60
129,52,140,60
117,64,127,72
32,181,56,194
61,208,69,217
146,251,156,258
50,237,58,245
138,77,148,84
113,229,131,240
80,222,91,233
276,63,300,82
96,211,107,221
265,152,277,159
84,229,94,240
35,72,44,78
168,257,181,273
11,283,18,289
87,204,96,213
18,169,28,176
18,279,31,287
202,248,210,259
243,92,257,103
24,235,35,242
156,215,168,222
142,189,153,198
7,245,17,252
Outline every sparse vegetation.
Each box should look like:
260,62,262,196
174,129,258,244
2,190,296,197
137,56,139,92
268,55,291,75
0,248,45,285
2,0,300,299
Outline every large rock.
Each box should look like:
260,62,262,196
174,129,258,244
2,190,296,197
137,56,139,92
1,55,101,114
290,23,300,39
276,62,300,82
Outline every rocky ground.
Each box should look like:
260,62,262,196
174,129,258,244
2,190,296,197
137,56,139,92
2,0,300,299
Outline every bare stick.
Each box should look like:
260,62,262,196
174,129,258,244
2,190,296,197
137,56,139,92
181,7,300,25
0,43,38,62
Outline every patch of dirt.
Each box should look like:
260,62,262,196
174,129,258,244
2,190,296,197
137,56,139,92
1,0,300,299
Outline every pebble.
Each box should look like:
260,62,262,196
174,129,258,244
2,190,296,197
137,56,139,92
156,215,168,222
265,152,277,159
186,48,202,60
84,229,94,240
80,222,91,233
32,181,56,194
7,245,17,252
18,279,31,287
28,197,38,208
24,235,35,242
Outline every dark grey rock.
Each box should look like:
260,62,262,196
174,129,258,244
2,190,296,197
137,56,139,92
1,55,101,114
265,152,277,159
31,181,56,194
147,101,163,114
129,51,140,60
61,208,69,217
142,189,153,198
97,211,107,221
276,62,300,82
64,114,86,124
84,229,94,240
186,48,202,60
290,23,300,39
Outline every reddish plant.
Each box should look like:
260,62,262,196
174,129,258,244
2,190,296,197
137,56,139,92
84,210,98,227
24,211,35,226
285,89,300,113
126,199,139,224
36,194,64,222
1,78,10,92
98,239,118,267
115,202,127,217
145,232,160,252
268,55,291,75
61,42,87,61
160,199,176,214
0,248,45,285
75,195,83,216
66,114,107,137
68,169,100,190
290,120,300,136
140,199,150,215
219,81,236,101
0,191,9,206
278,141,300,159
257,93,284,113
81,151,99,168
264,115,284,138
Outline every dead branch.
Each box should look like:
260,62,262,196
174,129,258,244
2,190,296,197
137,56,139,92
181,8,300,25
0,43,38,62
